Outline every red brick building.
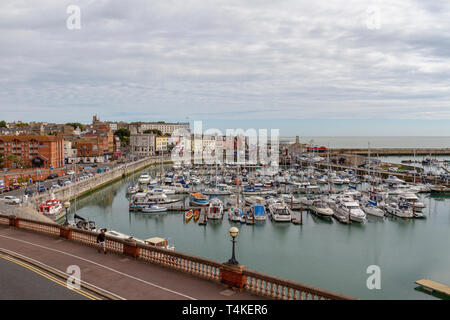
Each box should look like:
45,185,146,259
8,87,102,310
0,135,64,169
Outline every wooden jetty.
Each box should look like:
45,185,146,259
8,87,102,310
415,279,450,296
198,208,207,225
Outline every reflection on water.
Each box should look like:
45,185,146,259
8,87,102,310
68,166,450,300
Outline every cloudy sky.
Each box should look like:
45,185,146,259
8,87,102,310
1,0,450,135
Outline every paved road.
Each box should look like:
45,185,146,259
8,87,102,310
0,254,92,300
1,157,165,199
0,225,263,300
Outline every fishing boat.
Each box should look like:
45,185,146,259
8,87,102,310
207,197,224,220
190,192,209,206
39,199,63,217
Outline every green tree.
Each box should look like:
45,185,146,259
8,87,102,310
0,121,6,128
7,154,24,168
114,128,130,146
0,152,4,168
66,122,85,131
144,129,162,136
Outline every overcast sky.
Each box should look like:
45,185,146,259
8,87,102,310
1,1,450,135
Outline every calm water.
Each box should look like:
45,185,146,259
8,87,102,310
67,165,450,300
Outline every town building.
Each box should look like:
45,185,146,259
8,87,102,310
130,122,190,135
0,135,64,169
130,133,156,157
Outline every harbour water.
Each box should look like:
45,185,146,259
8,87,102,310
68,163,450,300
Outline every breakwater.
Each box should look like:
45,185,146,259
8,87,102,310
330,147,450,156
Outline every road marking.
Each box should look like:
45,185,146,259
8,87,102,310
0,234,197,300
0,253,99,300
0,247,125,300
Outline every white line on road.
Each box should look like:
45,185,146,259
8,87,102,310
0,233,197,300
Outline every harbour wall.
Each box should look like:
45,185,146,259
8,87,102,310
329,148,450,156
28,156,173,211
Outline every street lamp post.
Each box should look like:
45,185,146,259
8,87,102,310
227,227,239,266
63,201,70,226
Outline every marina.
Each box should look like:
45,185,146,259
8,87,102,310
65,154,450,300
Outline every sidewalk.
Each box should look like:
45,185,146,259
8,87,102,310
0,225,262,300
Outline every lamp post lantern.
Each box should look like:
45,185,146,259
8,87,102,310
227,227,239,266
63,201,70,226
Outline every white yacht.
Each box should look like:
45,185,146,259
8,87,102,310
360,200,385,218
393,193,426,212
142,205,168,214
138,173,151,184
309,199,334,218
385,201,414,219
334,198,367,223
268,202,292,222
207,197,224,220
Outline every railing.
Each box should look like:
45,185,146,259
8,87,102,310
18,219,60,236
242,269,352,300
137,243,222,282
0,214,354,300
0,216,9,226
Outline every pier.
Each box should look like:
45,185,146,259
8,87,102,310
415,279,450,297
329,147,450,156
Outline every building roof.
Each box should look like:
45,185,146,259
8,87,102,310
0,135,64,142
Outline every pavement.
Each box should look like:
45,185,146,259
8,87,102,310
0,225,263,300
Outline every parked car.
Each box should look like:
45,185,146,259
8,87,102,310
1,196,21,204
67,170,76,175
38,185,47,193
0,186,10,194
25,188,35,196
47,173,59,180
50,183,60,189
